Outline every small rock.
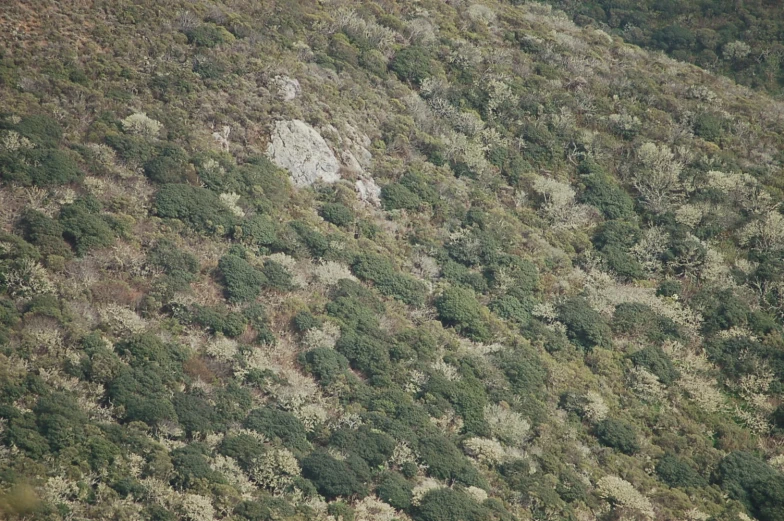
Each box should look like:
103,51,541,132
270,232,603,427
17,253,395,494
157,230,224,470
272,75,301,101
355,176,381,207
267,120,341,187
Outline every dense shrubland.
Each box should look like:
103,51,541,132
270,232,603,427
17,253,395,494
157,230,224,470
1,1,784,521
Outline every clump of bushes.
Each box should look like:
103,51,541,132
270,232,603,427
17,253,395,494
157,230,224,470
218,253,266,303
434,286,491,342
300,450,368,500
352,253,426,306
628,345,679,384
320,203,354,227
656,454,706,488
595,418,640,454
155,184,235,235
558,297,612,349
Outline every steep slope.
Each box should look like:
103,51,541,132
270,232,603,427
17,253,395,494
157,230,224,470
1,1,784,521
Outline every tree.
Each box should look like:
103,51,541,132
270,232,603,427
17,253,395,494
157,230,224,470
300,450,367,500
435,286,491,342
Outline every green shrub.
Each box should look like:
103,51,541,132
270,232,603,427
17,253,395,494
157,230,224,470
390,46,435,85
352,253,426,306
104,134,157,165
14,114,63,147
320,203,354,227
184,23,235,47
288,221,329,258
600,246,645,281
716,451,784,521
155,184,235,235
60,202,115,256
381,181,421,211
261,260,294,291
592,220,640,251
301,450,368,500
219,434,267,471
292,311,321,332
495,346,547,395
656,454,706,488
656,279,681,298
218,254,266,303
628,345,680,384
170,444,225,489
693,112,724,142
173,392,217,435
613,302,681,343
413,488,487,521
115,333,188,370
335,331,391,378
298,348,349,386
578,175,635,220
19,210,71,258
244,407,310,453
558,297,612,349
434,287,491,342
490,295,534,324
148,240,199,278
143,146,190,184
33,392,87,452
330,426,396,467
440,260,488,293
240,215,277,246
8,148,83,187
418,435,484,487
376,472,413,510
190,305,247,337
595,418,639,454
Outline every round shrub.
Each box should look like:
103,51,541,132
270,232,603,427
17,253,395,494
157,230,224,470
558,297,612,349
656,454,706,488
434,286,491,342
301,450,368,500
218,254,266,303
376,472,413,509
628,345,679,384
413,488,487,521
380,183,421,211
298,348,349,386
244,407,310,453
595,418,640,454
320,203,354,227
261,260,294,292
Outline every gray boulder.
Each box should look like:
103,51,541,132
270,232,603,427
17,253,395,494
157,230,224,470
266,120,341,187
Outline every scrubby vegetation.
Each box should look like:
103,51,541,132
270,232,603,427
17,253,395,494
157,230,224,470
2,1,784,521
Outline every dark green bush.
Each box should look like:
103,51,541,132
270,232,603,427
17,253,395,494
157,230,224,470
335,331,391,378
218,254,266,303
440,260,488,293
244,407,310,453
352,253,427,306
716,451,784,521
558,297,612,349
143,145,190,184
321,203,354,227
298,348,349,386
170,444,225,489
6,148,83,187
219,433,267,471
190,305,247,337
600,246,645,281
19,210,71,258
592,220,641,251
381,183,421,211
240,215,277,246
489,295,534,325
390,46,435,85
288,221,329,258
184,23,234,47
148,240,199,278
693,112,724,142
418,435,484,487
15,114,63,147
301,450,368,500
656,454,706,488
261,260,294,291
612,302,680,343
329,426,396,468
292,311,321,332
496,346,547,396
413,488,487,521
173,392,218,435
578,175,635,220
628,345,680,384
376,472,413,510
434,287,490,342
59,202,116,255
656,279,681,298
595,418,639,454
155,184,235,235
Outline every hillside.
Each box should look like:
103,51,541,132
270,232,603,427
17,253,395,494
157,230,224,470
1,1,784,521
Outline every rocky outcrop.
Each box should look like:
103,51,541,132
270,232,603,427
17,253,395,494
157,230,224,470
271,75,301,101
266,120,341,187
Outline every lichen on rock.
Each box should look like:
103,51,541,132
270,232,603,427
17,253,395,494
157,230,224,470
266,120,341,187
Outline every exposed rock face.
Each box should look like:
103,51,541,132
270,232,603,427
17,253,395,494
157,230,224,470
271,75,301,101
266,120,341,187
355,176,381,207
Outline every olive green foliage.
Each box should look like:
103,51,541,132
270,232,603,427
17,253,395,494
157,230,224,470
244,407,310,453
218,254,265,303
656,454,706,488
261,260,294,291
240,215,278,246
352,253,426,306
613,303,680,343
716,451,784,521
301,450,368,500
418,435,485,487
376,472,412,509
628,345,679,384
434,286,490,342
390,46,436,85
155,184,235,235
595,418,640,455
320,202,354,227
60,197,116,256
189,305,247,337
298,348,349,386
578,173,635,220
558,297,612,349
413,488,487,521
